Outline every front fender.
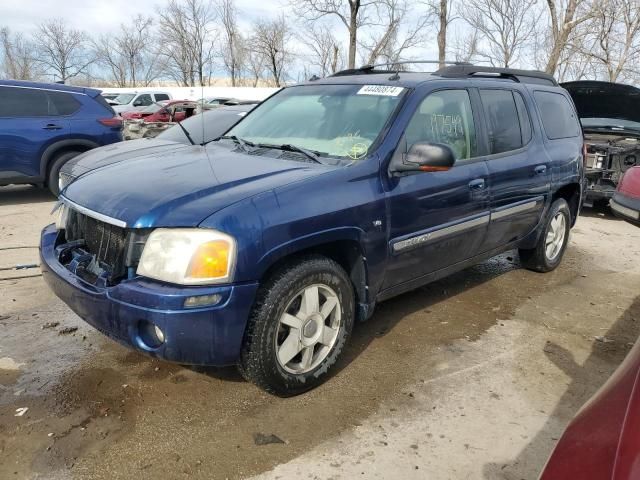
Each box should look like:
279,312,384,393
255,226,366,278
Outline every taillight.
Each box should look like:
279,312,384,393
99,117,123,128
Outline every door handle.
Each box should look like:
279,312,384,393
468,179,486,190
42,124,62,130
534,165,547,175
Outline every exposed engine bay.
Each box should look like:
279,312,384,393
583,132,640,203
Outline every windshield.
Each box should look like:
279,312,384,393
113,93,135,105
581,117,640,131
157,108,251,144
226,84,405,159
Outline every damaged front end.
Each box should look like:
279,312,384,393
562,80,640,205
54,202,149,287
583,133,639,203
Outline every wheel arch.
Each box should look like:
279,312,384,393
552,182,581,226
40,139,100,179
256,230,371,321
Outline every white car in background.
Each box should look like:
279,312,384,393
108,91,173,115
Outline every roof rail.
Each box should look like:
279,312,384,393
433,65,558,86
330,60,473,77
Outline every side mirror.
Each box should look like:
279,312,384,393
391,141,456,175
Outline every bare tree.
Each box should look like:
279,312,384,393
423,0,456,67
217,0,245,86
580,0,640,81
246,49,266,86
252,15,293,87
158,0,217,86
293,0,382,69
93,15,163,87
299,24,344,76
449,26,481,63
544,0,596,74
460,0,538,67
33,19,93,83
1,28,41,80
359,0,430,66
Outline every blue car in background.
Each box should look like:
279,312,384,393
0,80,122,195
41,65,584,396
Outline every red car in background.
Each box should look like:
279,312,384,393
611,166,640,226
121,100,197,123
540,337,640,479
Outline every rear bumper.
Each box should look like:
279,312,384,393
611,193,640,226
40,224,258,366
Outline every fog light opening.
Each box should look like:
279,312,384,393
138,321,165,349
184,294,222,308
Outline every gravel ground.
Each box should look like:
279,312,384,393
0,184,638,480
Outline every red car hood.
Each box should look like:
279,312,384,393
541,339,640,480
618,166,640,199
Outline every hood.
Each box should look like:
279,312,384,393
562,81,640,125
62,144,332,228
62,138,187,178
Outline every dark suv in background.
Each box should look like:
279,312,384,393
42,65,584,395
0,80,122,195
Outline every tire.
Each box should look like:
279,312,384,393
519,198,571,273
238,255,355,396
47,150,82,196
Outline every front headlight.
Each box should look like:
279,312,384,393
136,228,236,285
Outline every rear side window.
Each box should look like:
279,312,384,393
479,89,522,154
48,91,81,115
155,94,170,101
534,91,581,139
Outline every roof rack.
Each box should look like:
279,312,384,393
330,60,473,77
433,65,558,86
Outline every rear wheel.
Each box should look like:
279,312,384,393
238,255,354,396
47,150,81,196
519,198,571,272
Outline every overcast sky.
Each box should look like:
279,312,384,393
3,0,291,35
2,0,440,80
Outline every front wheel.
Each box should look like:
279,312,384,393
519,198,571,272
238,255,354,396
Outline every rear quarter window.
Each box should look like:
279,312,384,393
155,94,170,101
93,94,116,114
534,91,581,139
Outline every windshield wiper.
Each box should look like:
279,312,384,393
176,120,196,146
257,143,323,164
213,135,254,151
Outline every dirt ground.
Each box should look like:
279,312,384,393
1,184,639,480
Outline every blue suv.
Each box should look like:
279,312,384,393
40,65,584,395
0,80,122,195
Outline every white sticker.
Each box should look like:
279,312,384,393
357,85,404,96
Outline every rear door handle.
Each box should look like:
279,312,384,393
42,124,62,130
534,165,547,175
468,179,486,190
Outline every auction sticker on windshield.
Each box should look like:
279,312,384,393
357,85,404,96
